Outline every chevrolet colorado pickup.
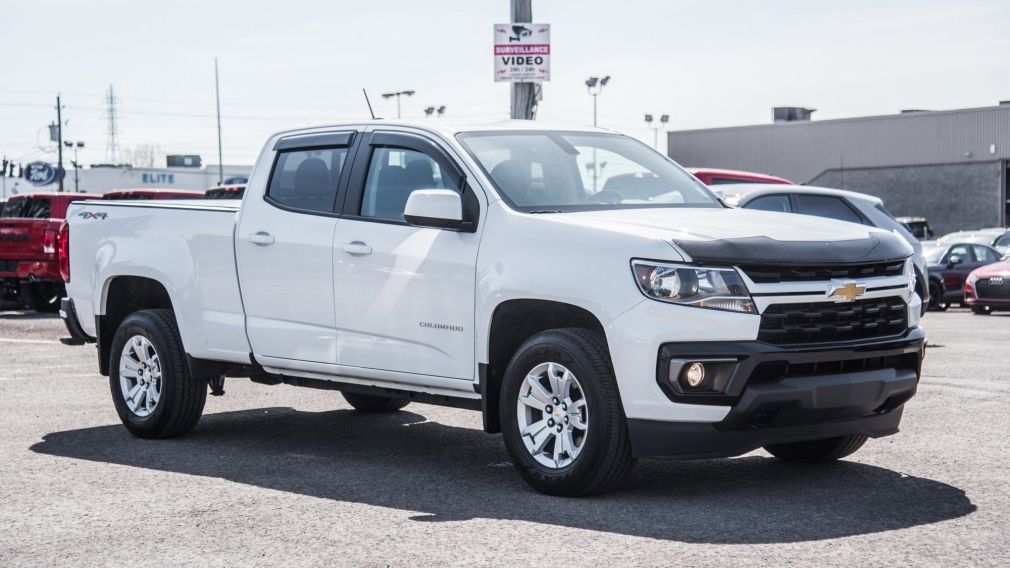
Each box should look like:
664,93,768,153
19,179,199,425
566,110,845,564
1,192,100,311
61,121,924,496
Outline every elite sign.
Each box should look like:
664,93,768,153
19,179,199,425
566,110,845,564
494,23,550,82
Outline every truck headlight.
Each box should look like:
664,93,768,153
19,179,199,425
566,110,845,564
631,260,755,313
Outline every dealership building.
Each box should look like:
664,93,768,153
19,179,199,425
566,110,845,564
668,103,1010,234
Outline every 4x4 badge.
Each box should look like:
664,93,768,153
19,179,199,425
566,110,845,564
827,281,866,302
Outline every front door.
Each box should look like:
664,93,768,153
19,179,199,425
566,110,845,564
236,132,355,363
331,131,481,380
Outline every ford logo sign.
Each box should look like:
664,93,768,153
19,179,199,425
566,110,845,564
25,162,59,186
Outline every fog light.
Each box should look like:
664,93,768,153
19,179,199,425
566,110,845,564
684,362,706,388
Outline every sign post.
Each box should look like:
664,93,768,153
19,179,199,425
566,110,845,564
494,23,550,83
496,17,549,120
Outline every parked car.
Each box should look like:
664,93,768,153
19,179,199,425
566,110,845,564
923,242,1003,310
204,184,246,200
61,121,923,496
721,184,929,314
1,192,101,311
102,188,206,200
964,260,1010,315
686,167,792,186
935,228,1008,247
896,216,934,240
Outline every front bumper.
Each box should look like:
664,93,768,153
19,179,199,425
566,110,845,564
629,328,925,459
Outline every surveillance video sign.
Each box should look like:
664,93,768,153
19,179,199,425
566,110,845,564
494,23,550,82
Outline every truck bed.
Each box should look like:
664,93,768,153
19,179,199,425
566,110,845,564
66,199,251,364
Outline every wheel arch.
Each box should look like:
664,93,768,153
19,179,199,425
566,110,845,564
481,298,610,433
97,276,175,376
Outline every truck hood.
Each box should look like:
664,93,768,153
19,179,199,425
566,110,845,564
547,208,914,265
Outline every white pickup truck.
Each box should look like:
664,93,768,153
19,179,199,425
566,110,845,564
61,121,924,496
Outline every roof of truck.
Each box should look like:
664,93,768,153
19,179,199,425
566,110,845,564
268,119,611,141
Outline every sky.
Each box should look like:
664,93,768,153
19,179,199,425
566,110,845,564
2,0,1008,167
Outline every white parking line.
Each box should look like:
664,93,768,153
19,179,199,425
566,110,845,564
0,337,61,345
0,373,99,381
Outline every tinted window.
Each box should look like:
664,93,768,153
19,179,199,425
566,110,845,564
973,245,998,264
793,194,863,224
458,131,718,212
360,147,459,221
746,194,791,213
1,197,51,218
994,234,1010,247
946,245,970,263
267,148,347,213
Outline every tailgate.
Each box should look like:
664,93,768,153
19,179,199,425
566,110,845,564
0,219,55,264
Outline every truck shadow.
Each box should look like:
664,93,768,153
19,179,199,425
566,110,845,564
30,406,975,544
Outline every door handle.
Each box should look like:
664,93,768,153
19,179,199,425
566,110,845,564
341,241,372,256
248,232,275,246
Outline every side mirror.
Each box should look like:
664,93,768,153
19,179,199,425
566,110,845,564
404,189,468,231
947,255,962,267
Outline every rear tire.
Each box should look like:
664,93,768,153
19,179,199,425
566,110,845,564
341,392,410,412
764,434,867,463
972,305,992,315
928,283,944,311
21,282,62,313
500,328,635,496
109,309,206,438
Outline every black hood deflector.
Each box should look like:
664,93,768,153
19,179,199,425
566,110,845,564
672,234,911,266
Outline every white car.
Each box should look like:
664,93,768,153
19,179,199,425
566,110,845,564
720,183,929,314
60,121,924,496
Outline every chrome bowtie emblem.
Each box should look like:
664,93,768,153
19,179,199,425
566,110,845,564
827,281,866,303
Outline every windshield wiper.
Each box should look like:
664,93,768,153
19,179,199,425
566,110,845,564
527,209,566,214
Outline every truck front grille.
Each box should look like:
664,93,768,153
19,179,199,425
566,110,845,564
976,278,1010,300
740,261,905,284
759,296,908,345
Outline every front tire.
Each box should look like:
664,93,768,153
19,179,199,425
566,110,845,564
341,392,410,412
109,309,206,438
764,434,867,463
500,328,635,496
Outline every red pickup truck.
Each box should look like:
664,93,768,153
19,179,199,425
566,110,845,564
1,193,101,311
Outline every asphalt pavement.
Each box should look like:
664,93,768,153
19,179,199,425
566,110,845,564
1,309,1007,566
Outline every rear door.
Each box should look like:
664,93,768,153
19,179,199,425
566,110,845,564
236,131,357,363
330,130,481,380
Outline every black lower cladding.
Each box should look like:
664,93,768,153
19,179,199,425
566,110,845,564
634,328,925,459
59,298,96,345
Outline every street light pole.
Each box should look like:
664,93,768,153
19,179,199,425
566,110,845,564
381,90,416,119
644,113,670,151
585,76,610,127
64,140,84,192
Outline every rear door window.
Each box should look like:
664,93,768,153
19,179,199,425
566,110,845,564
972,245,999,264
793,194,864,224
267,147,348,214
745,194,791,213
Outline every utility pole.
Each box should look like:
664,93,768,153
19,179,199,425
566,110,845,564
55,95,64,192
215,58,224,185
510,0,536,120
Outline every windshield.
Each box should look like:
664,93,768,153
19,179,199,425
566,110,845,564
457,131,721,212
